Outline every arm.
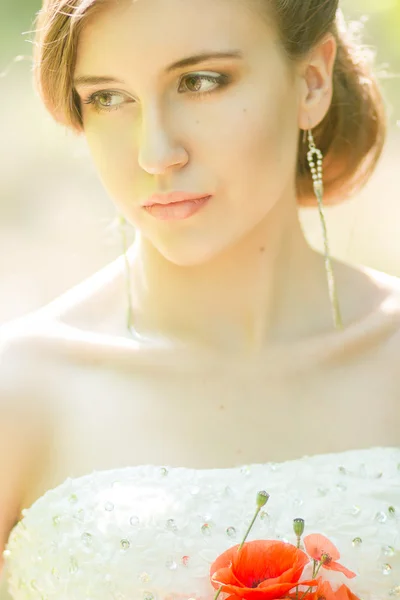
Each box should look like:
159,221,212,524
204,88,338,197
0,322,52,599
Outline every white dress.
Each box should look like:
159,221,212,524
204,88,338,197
2,447,400,600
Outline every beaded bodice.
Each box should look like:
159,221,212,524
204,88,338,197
3,447,400,600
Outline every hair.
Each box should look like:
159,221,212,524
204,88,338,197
32,0,387,206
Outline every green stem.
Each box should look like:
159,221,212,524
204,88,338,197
294,535,302,598
214,496,266,599
297,560,323,600
238,507,261,553
213,585,223,600
298,586,313,600
313,560,322,579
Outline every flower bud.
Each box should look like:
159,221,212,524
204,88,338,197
256,491,270,508
293,518,305,537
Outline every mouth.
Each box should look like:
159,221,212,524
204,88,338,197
143,191,212,206
143,195,211,221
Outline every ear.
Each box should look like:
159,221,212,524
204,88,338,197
297,33,337,131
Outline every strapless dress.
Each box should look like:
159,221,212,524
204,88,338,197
3,447,400,600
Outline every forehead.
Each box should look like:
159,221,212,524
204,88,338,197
75,0,278,78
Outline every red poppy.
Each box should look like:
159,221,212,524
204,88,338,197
287,577,361,600
333,583,360,600
210,540,317,600
303,535,356,579
304,578,360,600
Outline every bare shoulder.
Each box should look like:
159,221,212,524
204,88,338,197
365,265,400,346
0,316,56,574
362,267,400,429
0,251,135,362
0,314,56,470
33,252,127,327
363,264,400,295
4,253,160,369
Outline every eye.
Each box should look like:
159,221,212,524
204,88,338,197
82,91,128,113
178,73,230,96
81,72,231,114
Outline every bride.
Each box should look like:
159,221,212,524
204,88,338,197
0,0,399,598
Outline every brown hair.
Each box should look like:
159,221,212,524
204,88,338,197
32,0,387,206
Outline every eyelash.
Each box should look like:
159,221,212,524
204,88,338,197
81,73,230,114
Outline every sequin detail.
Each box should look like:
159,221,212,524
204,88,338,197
383,564,393,576
2,447,399,600
120,539,130,551
165,558,177,570
165,519,177,532
376,511,388,524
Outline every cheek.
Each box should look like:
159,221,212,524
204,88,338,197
84,120,141,198
211,89,296,188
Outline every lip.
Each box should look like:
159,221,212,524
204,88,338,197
143,191,211,206
143,195,211,221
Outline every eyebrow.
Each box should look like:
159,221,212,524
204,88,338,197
73,50,243,88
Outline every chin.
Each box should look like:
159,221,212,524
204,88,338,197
160,251,217,268
154,242,223,267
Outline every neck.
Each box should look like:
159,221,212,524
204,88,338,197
127,197,335,354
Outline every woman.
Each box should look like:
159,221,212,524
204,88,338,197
0,0,399,598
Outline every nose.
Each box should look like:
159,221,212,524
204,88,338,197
137,104,188,175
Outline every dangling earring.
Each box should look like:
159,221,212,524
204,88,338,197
306,128,344,331
118,213,135,334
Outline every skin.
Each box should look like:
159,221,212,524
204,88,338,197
0,2,399,572
72,0,375,353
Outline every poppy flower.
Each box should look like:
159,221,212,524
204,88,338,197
308,578,360,600
210,539,317,600
303,535,356,579
287,578,361,600
333,583,360,600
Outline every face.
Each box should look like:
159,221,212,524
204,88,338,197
74,0,302,265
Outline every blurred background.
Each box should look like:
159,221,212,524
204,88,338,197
0,0,399,325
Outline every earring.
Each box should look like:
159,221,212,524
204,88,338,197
118,213,135,334
306,129,344,331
